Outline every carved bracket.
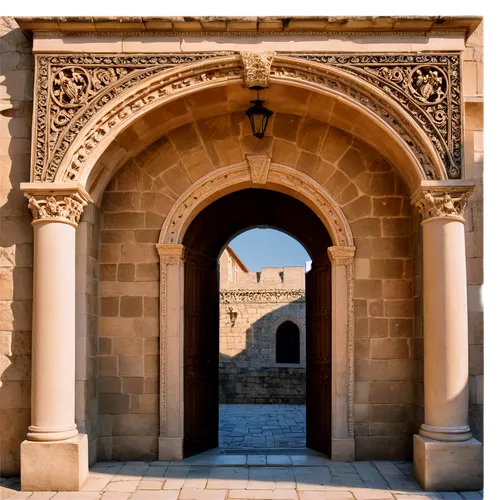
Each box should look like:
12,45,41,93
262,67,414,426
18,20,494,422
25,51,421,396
246,154,271,185
240,51,275,88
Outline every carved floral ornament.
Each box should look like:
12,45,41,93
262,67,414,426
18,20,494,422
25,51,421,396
412,184,475,221
240,51,275,88
26,193,87,225
31,52,462,187
220,289,305,304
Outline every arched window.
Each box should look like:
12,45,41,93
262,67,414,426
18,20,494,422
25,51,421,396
276,321,300,364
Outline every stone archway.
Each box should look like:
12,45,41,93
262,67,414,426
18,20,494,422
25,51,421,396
18,46,482,493
156,160,356,460
26,51,462,194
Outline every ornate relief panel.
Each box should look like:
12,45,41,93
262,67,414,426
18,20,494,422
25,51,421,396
34,53,231,182
283,53,462,178
31,51,462,186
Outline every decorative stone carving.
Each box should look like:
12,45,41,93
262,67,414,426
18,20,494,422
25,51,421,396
33,53,234,182
159,163,354,247
327,245,355,438
328,245,356,266
240,51,275,88
30,52,458,185
412,183,475,221
156,243,186,437
220,289,305,304
246,154,271,184
283,53,462,178
156,243,186,264
26,193,87,225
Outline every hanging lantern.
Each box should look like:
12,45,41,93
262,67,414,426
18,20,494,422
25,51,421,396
246,88,273,139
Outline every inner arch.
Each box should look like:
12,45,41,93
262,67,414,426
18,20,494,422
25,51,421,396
182,188,333,259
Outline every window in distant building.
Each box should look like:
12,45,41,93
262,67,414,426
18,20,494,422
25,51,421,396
276,321,300,364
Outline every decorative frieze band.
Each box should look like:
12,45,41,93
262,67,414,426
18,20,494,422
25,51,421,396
220,289,305,304
411,181,475,221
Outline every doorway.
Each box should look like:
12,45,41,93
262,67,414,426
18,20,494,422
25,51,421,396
218,228,310,451
181,189,333,458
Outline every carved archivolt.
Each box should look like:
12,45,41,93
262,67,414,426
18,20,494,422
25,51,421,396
30,52,460,188
240,51,275,88
159,162,354,247
220,289,305,304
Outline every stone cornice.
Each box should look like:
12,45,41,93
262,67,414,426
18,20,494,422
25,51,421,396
15,16,482,39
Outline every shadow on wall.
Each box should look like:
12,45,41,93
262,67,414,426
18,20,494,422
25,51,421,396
0,18,35,477
219,298,306,405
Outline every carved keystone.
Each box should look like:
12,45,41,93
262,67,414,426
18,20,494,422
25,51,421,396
240,52,276,88
246,155,271,185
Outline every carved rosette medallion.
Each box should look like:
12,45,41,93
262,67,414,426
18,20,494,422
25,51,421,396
26,193,87,226
247,154,271,184
240,51,275,88
413,185,474,221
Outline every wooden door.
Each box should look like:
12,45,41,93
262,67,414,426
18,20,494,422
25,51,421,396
306,252,332,457
183,248,219,458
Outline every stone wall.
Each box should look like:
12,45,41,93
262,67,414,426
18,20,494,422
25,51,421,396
0,18,34,476
96,101,416,459
463,22,484,442
219,249,306,404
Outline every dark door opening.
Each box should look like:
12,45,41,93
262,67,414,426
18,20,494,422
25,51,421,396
182,189,333,458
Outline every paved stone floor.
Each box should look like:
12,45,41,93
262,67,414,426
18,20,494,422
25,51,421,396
0,454,484,500
219,405,306,449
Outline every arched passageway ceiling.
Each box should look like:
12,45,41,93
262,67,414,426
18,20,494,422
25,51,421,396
182,188,333,260
32,53,459,194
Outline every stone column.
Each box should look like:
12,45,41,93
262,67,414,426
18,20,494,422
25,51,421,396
328,246,356,461
20,184,90,491
411,180,482,491
157,244,185,461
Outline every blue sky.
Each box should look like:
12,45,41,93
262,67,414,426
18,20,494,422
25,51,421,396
227,228,311,272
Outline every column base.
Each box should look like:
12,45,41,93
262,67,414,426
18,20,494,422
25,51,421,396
158,437,183,461
331,438,355,461
21,433,89,491
413,434,483,491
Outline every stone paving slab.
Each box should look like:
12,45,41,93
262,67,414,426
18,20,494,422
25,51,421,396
0,460,484,500
219,405,306,449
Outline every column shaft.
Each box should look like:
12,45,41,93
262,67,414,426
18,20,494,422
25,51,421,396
420,217,471,440
28,220,78,441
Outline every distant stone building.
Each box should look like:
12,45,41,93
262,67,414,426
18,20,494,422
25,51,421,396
218,247,306,404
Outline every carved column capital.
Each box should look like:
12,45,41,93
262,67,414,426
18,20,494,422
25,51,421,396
246,154,271,185
240,51,275,88
21,182,89,227
328,246,356,265
411,180,475,222
156,244,186,265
